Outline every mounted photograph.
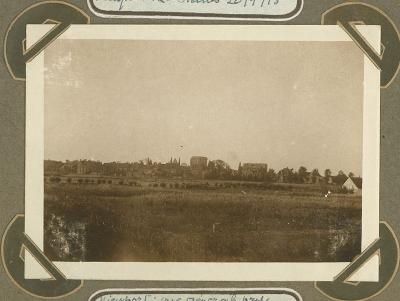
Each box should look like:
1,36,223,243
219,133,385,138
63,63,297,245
25,25,380,281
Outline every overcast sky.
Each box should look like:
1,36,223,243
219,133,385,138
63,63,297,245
44,39,364,175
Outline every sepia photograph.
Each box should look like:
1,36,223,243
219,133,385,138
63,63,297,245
25,25,380,281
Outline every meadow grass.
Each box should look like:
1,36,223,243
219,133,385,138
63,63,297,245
44,182,361,262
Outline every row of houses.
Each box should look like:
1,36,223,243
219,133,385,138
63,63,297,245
45,157,205,179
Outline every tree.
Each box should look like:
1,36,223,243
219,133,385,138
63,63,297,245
310,169,320,184
298,166,308,183
324,169,332,178
311,169,320,177
214,159,232,179
279,167,296,183
336,170,348,186
266,168,277,182
338,170,345,176
348,172,354,178
206,160,217,179
298,166,307,175
323,169,332,184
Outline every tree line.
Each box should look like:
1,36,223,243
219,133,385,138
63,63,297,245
204,159,357,184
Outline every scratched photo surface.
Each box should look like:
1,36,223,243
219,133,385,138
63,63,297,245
43,39,363,262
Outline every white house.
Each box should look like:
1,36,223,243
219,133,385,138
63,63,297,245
342,177,362,193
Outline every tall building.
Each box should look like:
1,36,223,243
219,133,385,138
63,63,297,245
190,156,208,170
190,156,208,179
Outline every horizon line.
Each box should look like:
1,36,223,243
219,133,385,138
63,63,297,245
44,157,361,176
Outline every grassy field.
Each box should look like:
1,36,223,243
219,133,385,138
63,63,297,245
44,182,361,262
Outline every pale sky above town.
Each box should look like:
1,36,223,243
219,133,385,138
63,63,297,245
44,39,364,175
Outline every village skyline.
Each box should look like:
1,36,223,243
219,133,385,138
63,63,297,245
44,155,361,178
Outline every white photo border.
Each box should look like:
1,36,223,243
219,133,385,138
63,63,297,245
25,25,380,281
